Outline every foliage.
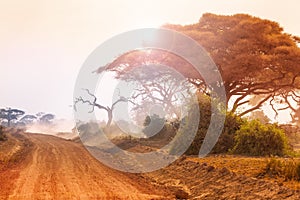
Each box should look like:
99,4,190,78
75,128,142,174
0,108,55,129
165,13,300,116
19,115,37,125
279,125,300,153
248,110,270,124
0,108,25,127
263,158,300,181
102,13,300,117
171,94,243,155
169,102,200,155
171,94,289,156
185,106,244,154
212,113,245,153
39,113,55,124
232,120,289,156
183,95,211,155
143,114,166,138
150,123,176,141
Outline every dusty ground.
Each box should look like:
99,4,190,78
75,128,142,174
0,132,172,200
0,129,33,199
143,156,300,199
2,131,300,199
189,155,300,190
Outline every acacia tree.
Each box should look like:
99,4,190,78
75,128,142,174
0,108,25,127
118,64,196,121
39,113,55,125
19,115,37,125
101,13,300,117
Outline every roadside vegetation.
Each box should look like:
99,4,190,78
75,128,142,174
263,158,300,181
169,94,291,157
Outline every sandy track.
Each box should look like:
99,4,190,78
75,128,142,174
6,133,169,200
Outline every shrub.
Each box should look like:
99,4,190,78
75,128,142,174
183,95,211,155
169,105,200,155
173,94,243,155
232,120,288,156
263,158,300,181
212,113,245,153
143,114,165,138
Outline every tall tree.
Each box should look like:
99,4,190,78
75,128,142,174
101,13,300,117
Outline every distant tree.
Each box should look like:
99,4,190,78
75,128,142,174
0,108,25,127
36,112,45,118
19,115,37,125
39,113,55,124
248,110,270,124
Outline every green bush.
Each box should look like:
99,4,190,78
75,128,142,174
169,104,200,155
232,120,288,156
212,113,245,153
170,94,290,157
183,95,211,155
183,94,244,155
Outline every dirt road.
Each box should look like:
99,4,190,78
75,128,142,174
3,133,170,200
2,132,300,199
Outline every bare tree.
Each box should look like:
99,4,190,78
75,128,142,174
74,89,135,127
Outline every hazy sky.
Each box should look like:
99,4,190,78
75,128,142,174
0,0,299,121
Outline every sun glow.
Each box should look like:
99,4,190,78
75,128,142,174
131,18,163,29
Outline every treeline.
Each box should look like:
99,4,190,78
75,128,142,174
0,107,55,128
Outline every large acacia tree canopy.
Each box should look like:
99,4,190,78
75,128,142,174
100,13,300,116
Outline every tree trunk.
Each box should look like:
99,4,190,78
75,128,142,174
106,108,113,128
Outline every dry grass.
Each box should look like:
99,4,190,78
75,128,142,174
188,155,300,190
263,158,300,180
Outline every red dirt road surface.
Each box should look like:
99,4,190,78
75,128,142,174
1,133,170,200
2,132,300,199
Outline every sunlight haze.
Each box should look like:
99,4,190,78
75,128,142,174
0,0,299,126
